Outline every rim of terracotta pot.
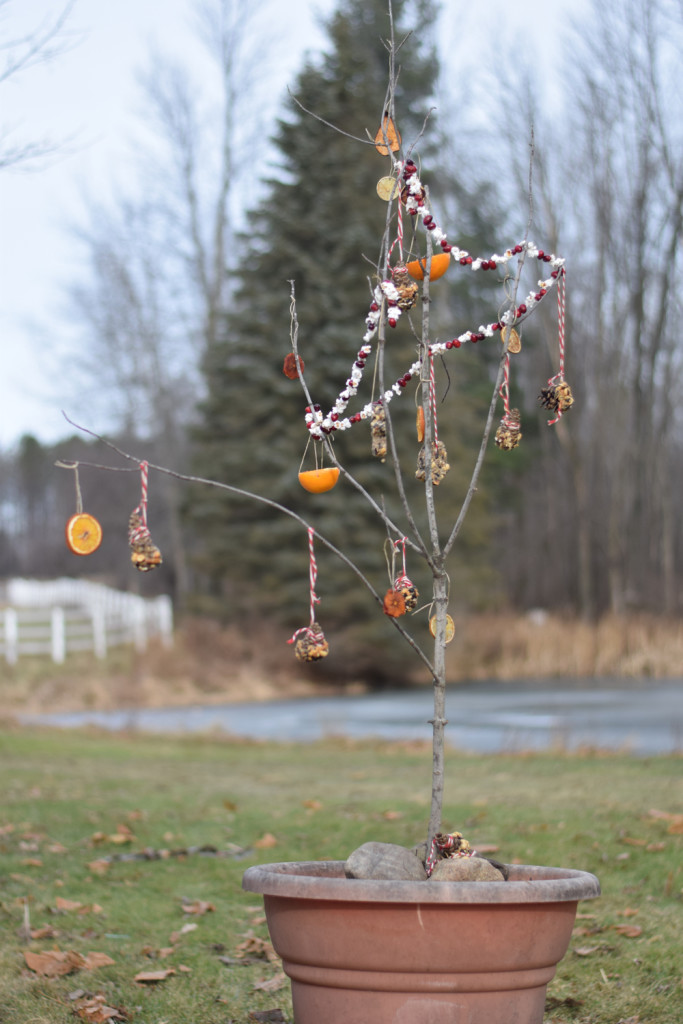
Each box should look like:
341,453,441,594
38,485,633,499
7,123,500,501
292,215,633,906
243,860,601,904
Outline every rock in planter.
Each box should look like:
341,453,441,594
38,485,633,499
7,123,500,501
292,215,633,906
429,855,505,882
345,841,427,881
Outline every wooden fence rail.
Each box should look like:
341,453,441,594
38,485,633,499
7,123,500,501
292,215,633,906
0,578,173,664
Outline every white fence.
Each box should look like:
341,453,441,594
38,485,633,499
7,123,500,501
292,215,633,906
0,578,173,664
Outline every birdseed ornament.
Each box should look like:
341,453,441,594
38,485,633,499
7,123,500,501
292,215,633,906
539,268,573,425
495,408,523,451
287,527,329,662
392,537,419,612
57,461,103,556
391,261,418,311
425,831,474,877
128,461,162,572
370,401,387,461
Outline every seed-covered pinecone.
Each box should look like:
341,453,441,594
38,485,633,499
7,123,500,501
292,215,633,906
294,624,329,662
416,441,450,485
494,409,522,451
128,509,163,572
391,262,418,311
539,380,574,413
371,401,387,461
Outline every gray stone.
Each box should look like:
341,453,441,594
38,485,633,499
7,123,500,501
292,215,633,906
345,842,428,881
429,856,505,882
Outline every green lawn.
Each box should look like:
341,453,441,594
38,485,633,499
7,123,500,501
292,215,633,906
0,727,680,1023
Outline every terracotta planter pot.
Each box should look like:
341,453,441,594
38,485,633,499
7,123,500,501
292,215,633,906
243,860,600,1024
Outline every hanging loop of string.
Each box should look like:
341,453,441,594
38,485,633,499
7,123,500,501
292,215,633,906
56,461,83,514
388,162,404,261
392,536,413,590
545,269,569,426
287,527,321,644
498,353,512,423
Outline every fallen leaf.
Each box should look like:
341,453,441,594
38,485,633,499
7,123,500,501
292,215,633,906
19,840,40,851
22,858,43,867
667,820,683,835
621,837,647,847
254,832,278,849
616,852,630,861
613,924,643,938
302,799,322,812
127,810,145,821
134,968,176,984
253,971,287,992
56,897,84,912
618,907,639,917
223,799,238,812
181,900,215,915
0,823,15,835
47,842,68,854
178,964,192,973
88,860,110,876
30,925,58,939
24,949,85,977
574,946,601,956
236,931,279,963
646,842,667,852
382,810,403,820
79,903,104,916
71,992,130,1023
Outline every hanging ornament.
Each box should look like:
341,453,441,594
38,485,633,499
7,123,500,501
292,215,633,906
392,537,419,612
415,352,449,484
298,467,340,493
495,408,523,451
376,175,399,201
288,528,329,662
391,262,418,311
383,589,406,617
298,441,340,493
416,441,450,484
540,268,573,425
370,401,387,461
293,622,329,662
374,113,401,155
501,327,522,354
416,405,425,443
57,461,103,556
539,378,574,415
406,253,451,282
429,613,455,643
128,462,162,572
283,352,304,379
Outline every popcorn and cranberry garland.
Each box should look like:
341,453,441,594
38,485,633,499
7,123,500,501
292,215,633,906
303,157,570,444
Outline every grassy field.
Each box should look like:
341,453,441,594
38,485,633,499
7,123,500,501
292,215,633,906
0,727,681,1023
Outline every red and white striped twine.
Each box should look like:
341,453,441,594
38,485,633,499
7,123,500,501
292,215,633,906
557,267,566,378
499,352,511,419
287,526,321,645
129,461,151,545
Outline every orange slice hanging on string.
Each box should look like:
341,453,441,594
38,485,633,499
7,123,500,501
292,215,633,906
374,113,401,155
429,614,455,643
298,467,340,494
65,513,103,556
406,253,451,281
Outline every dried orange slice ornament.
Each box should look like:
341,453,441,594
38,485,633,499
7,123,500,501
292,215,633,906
65,513,103,556
429,614,455,643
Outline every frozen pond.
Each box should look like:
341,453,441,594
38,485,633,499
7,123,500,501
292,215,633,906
20,680,683,755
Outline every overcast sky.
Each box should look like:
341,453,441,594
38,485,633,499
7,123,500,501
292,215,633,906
0,0,584,449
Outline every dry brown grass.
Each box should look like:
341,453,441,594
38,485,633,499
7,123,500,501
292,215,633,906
2,612,681,717
446,611,683,681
